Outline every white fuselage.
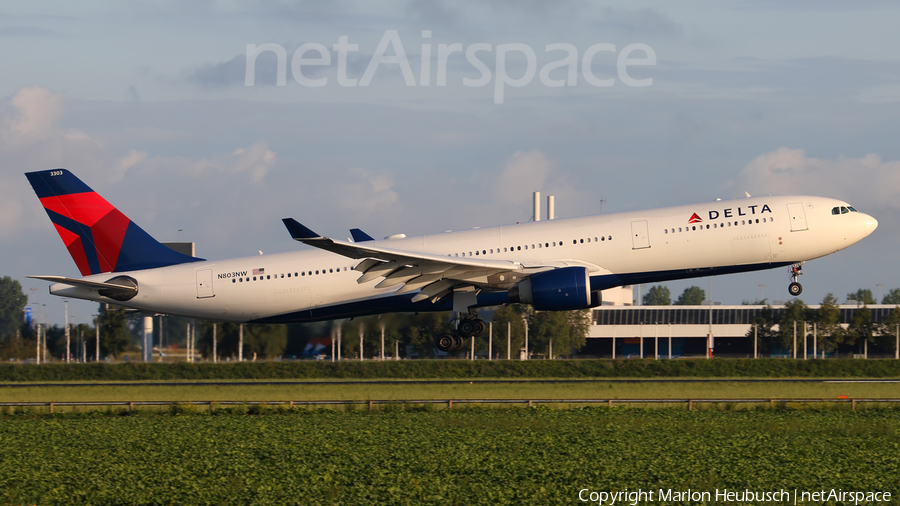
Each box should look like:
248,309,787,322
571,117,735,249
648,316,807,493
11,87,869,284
50,195,877,323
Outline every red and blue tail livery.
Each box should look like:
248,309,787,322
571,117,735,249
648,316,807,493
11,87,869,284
26,168,203,275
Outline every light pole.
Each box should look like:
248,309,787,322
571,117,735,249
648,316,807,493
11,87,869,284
707,277,713,359
94,314,100,363
877,284,884,304
522,315,528,361
759,284,765,303
64,300,70,363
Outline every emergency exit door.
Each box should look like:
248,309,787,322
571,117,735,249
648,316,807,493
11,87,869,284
786,203,808,232
631,220,650,249
196,269,215,298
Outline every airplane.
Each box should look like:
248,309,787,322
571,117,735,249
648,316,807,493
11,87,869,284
26,168,878,352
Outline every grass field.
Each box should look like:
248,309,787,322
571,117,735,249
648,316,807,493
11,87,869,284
2,379,899,406
2,408,899,505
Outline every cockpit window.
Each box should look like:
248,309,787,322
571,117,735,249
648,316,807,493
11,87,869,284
832,206,854,215
847,206,858,212
832,207,840,215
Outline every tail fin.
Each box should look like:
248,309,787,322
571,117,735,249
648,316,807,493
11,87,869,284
26,168,203,276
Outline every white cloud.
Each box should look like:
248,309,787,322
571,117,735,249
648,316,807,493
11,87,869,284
4,86,66,141
111,149,149,182
495,150,554,204
0,87,108,238
335,168,401,216
0,86,280,242
730,147,900,212
192,142,278,182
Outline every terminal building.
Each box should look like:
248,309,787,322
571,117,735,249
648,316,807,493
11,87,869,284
584,300,900,358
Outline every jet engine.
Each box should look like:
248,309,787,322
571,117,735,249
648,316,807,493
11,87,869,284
507,266,592,311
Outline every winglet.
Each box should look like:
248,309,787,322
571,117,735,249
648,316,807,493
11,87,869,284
349,228,375,242
282,218,322,240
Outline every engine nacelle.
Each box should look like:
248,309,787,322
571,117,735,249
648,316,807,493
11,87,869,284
507,266,591,311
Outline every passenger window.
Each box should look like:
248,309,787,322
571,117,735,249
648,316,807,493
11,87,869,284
517,246,521,251
239,278,242,282
580,239,584,243
483,250,486,255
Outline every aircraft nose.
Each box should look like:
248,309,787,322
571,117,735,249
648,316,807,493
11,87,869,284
861,213,878,235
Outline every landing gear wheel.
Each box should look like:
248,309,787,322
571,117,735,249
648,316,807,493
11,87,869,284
436,334,456,352
473,319,486,337
450,335,466,351
458,318,486,338
788,282,803,297
458,320,477,338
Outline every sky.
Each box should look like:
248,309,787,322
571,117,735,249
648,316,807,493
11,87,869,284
3,0,900,326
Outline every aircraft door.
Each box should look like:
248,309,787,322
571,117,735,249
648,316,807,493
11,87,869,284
786,203,808,232
631,220,650,249
196,269,215,298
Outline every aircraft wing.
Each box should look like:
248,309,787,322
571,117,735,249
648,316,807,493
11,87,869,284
283,218,535,303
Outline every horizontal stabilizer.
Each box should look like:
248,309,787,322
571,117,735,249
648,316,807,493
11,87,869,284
28,275,138,301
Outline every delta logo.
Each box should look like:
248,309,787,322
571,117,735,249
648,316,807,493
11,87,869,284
689,204,773,224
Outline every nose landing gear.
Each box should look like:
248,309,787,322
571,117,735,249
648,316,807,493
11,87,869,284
788,262,804,296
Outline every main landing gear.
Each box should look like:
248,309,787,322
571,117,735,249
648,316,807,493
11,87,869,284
788,262,804,297
435,312,487,353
